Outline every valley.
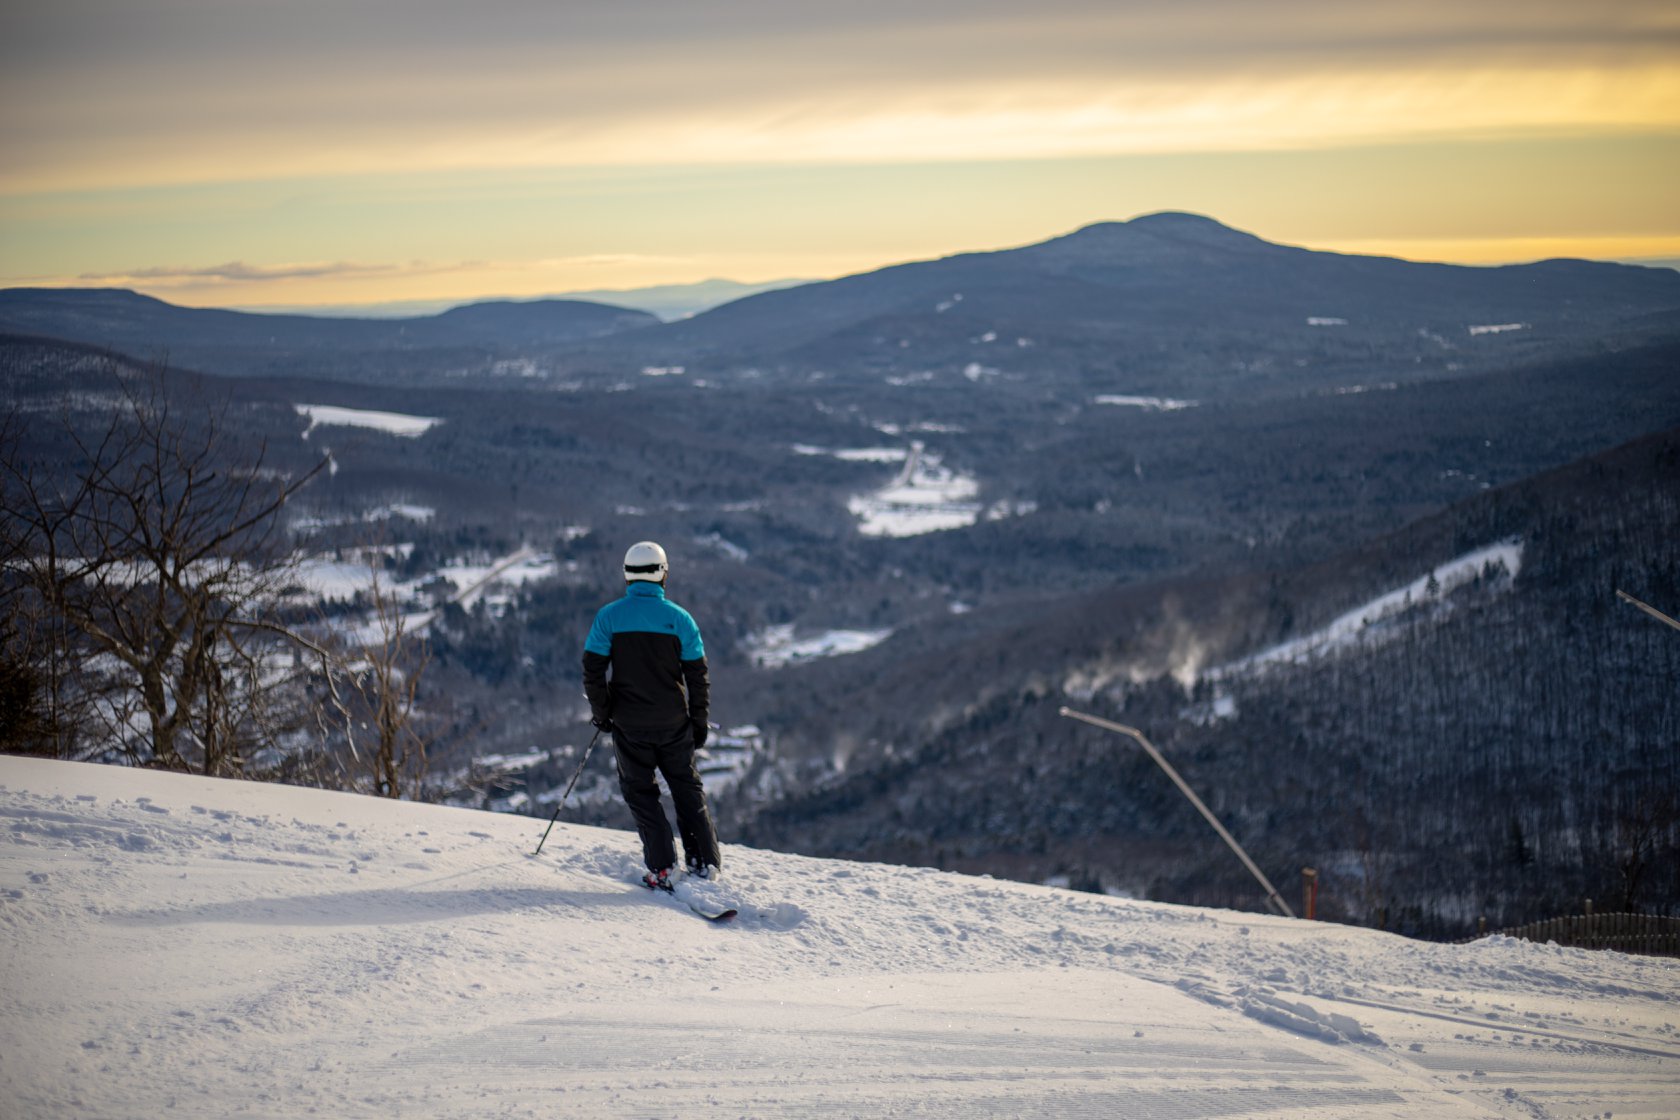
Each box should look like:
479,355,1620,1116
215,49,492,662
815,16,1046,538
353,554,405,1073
4,213,1677,939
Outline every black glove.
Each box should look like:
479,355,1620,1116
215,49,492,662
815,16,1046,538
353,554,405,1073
691,719,708,750
591,715,614,734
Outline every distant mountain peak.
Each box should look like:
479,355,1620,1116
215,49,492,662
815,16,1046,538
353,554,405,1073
1062,212,1243,238
1126,210,1231,230
1024,211,1274,268
1135,210,1224,224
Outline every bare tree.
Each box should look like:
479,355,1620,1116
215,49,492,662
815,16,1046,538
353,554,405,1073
2,411,106,759
315,564,432,798
1,363,328,775
0,591,49,754
1611,792,1677,913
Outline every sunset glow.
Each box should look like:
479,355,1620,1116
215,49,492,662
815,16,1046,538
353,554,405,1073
2,1,1676,310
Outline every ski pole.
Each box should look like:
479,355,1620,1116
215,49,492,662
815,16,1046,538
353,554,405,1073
534,726,603,857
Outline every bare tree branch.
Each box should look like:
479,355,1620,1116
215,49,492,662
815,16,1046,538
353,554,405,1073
2,360,330,774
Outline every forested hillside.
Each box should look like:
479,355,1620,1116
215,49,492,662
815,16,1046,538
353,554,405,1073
729,429,1680,937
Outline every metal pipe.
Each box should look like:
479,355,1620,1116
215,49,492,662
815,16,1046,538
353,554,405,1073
1616,589,1680,633
1058,706,1296,918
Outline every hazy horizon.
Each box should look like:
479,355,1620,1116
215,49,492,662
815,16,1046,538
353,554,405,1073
16,217,1680,320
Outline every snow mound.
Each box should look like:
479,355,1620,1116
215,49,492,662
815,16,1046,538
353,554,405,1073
1238,989,1385,1045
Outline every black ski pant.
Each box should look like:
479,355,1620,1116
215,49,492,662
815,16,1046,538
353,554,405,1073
613,724,721,873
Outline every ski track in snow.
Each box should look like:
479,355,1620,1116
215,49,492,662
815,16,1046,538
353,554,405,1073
2,757,1677,1119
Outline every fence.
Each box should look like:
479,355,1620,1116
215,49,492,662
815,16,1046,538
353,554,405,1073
1469,912,1680,957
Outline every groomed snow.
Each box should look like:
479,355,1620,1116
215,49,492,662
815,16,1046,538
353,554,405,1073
296,404,443,439
292,503,436,532
288,545,556,623
740,623,893,669
791,445,908,463
847,443,982,537
1212,539,1524,679
3,757,1676,1119
1093,394,1198,411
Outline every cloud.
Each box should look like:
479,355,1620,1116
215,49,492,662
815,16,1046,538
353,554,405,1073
9,2,1677,73
54,254,692,299
533,254,694,269
79,261,399,284
70,259,491,290
3,1,1676,193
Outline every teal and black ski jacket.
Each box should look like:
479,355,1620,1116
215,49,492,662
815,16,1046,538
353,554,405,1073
581,581,708,734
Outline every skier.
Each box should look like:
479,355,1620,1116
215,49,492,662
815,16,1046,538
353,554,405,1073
581,541,722,891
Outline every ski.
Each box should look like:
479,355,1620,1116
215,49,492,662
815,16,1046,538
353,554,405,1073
640,876,737,922
684,901,738,923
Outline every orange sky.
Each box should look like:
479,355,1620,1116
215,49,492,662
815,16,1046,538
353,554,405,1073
2,1,1677,310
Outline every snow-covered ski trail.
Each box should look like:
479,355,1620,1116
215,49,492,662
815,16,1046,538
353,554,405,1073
4,756,1677,1119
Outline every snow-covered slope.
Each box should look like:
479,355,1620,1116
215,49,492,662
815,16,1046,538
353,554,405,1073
2,757,1676,1119
1212,539,1524,680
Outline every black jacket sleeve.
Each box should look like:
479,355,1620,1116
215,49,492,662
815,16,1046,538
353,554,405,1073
681,656,709,726
581,650,612,723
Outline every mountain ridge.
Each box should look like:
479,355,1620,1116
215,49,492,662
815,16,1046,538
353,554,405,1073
590,212,1680,384
0,286,658,378
7,213,1678,389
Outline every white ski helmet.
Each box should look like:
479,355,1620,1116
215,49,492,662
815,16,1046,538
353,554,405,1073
623,540,669,583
